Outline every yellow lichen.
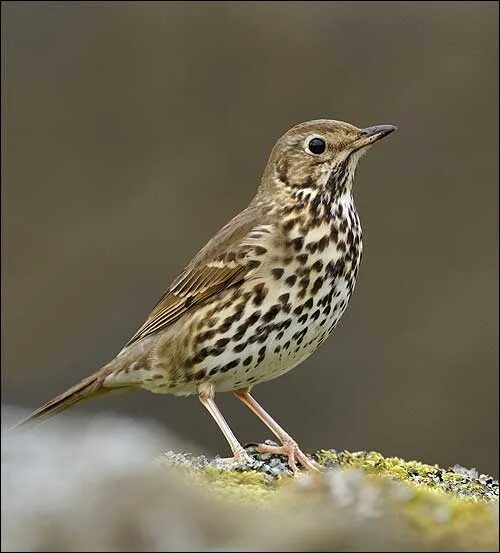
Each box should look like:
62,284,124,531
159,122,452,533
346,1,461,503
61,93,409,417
316,449,497,503
159,449,498,550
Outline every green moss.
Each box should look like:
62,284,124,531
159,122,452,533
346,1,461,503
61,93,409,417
160,449,498,550
157,453,282,502
316,449,498,502
160,449,497,506
189,465,277,502
310,450,498,550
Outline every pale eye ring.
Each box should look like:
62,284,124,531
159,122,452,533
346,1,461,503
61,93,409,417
304,135,327,155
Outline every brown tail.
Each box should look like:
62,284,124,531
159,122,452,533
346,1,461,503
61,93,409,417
11,369,114,430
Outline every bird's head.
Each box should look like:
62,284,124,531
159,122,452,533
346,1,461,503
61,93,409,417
261,119,397,199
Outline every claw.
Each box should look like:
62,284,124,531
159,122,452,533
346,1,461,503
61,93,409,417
256,441,322,473
216,446,254,466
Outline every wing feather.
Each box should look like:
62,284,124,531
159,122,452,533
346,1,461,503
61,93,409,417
125,202,271,347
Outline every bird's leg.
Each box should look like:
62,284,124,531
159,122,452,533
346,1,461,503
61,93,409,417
233,389,322,473
198,383,252,464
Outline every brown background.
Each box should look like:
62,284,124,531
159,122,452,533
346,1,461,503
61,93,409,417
2,2,498,476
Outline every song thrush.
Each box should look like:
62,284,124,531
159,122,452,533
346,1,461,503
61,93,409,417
15,119,396,472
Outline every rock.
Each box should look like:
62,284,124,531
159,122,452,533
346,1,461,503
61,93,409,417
2,407,498,551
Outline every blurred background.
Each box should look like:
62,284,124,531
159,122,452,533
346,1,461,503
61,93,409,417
2,2,498,476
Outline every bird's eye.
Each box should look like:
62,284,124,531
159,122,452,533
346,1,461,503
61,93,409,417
306,137,327,155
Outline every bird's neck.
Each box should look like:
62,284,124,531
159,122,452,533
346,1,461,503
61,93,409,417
261,181,356,225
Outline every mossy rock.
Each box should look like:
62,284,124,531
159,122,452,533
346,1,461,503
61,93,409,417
162,447,499,551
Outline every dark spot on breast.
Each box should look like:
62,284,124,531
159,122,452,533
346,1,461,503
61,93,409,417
285,275,297,287
299,277,310,290
243,356,253,366
233,342,247,353
247,259,260,270
271,268,284,280
293,329,307,342
298,314,308,324
303,297,314,310
339,220,348,233
235,321,249,337
209,366,220,376
306,242,318,254
338,240,346,252
311,309,320,321
256,346,266,367
210,346,225,357
318,235,329,252
215,338,230,348
262,304,281,323
221,360,239,373
252,283,268,306
191,348,210,364
282,218,297,233
247,310,261,327
218,320,233,333
232,308,244,322
196,329,216,344
311,260,323,273
257,331,270,343
233,330,245,341
291,237,304,251
278,294,292,313
254,245,267,256
310,193,320,212
297,266,311,278
278,293,290,304
296,253,308,265
311,277,324,295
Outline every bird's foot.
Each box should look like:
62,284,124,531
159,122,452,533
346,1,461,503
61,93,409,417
256,440,322,473
214,447,254,467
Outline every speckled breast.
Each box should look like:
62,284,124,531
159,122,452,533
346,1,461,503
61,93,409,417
177,194,362,394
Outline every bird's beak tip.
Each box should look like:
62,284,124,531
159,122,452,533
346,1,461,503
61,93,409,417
361,124,398,138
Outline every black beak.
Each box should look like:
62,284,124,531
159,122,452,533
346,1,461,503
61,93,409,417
350,124,397,150
361,124,398,139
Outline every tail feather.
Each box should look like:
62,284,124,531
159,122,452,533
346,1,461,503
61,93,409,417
11,370,113,430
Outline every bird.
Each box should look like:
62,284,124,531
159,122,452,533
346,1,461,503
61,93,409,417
14,119,396,472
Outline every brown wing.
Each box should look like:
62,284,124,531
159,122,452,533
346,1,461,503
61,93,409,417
125,202,272,347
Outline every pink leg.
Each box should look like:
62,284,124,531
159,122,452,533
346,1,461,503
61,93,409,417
233,389,321,473
198,383,252,463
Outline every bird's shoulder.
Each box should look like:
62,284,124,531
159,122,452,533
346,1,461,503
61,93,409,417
125,201,275,346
